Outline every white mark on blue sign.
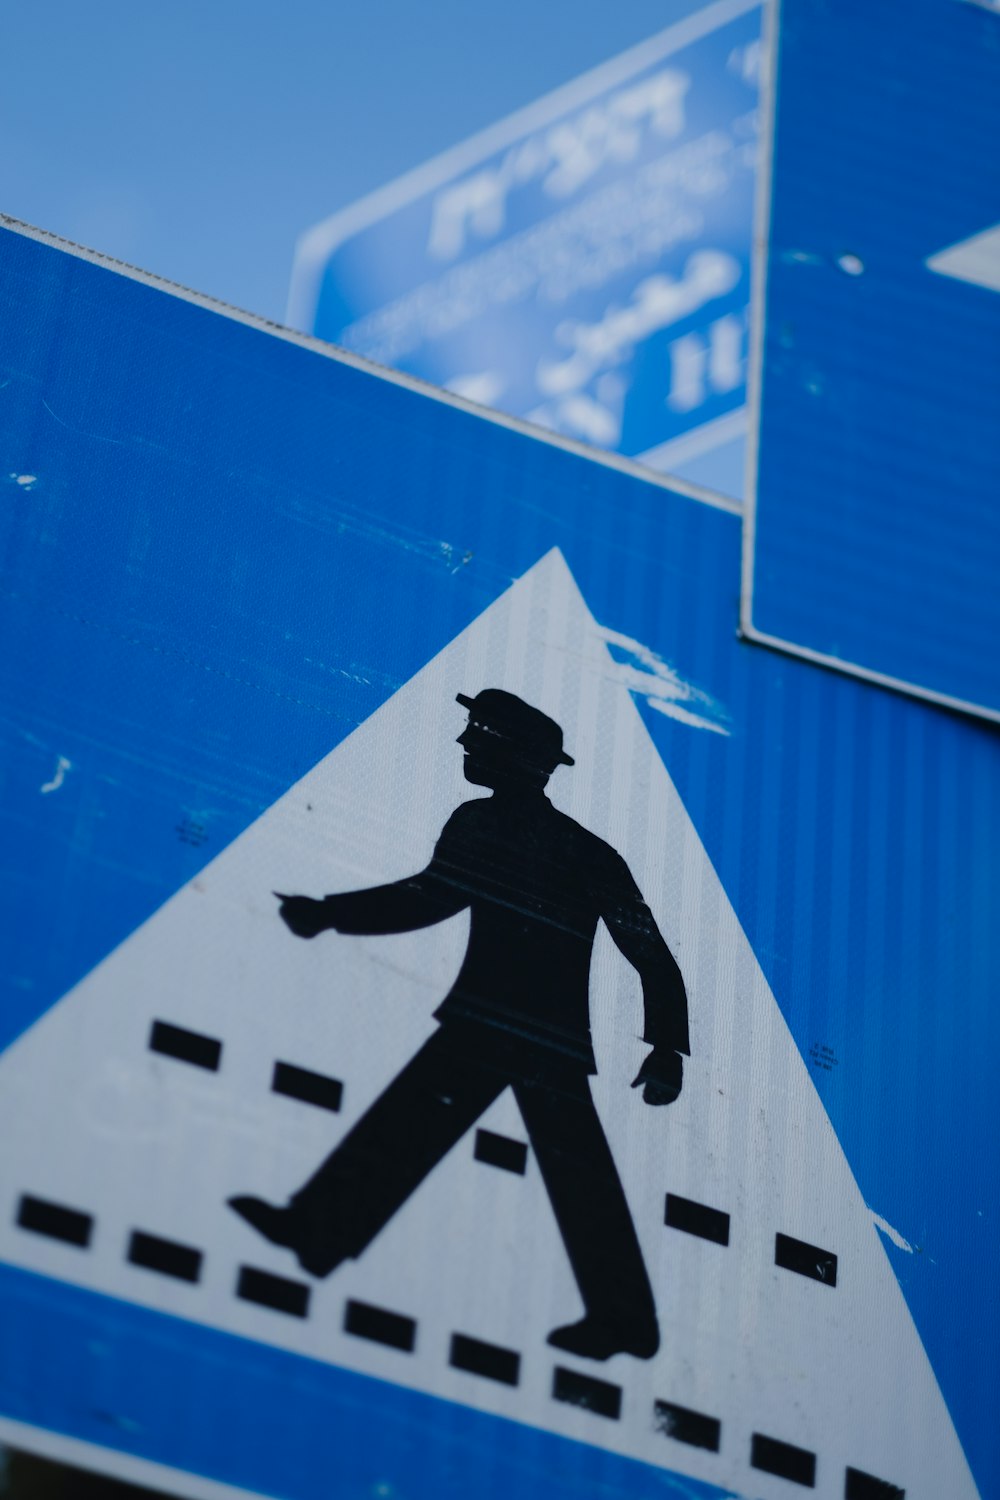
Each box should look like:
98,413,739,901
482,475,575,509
926,223,1000,295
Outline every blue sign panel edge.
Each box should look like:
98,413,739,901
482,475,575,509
738,0,1000,726
0,216,737,528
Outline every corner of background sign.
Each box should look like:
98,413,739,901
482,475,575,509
732,0,1000,726
737,0,779,658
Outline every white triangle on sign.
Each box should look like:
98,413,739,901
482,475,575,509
0,548,978,1500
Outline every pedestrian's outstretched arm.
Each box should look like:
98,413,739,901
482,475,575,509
277,865,467,938
276,809,474,938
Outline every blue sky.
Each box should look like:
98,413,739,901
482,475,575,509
2,0,711,324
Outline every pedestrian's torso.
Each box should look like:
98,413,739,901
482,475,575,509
432,795,614,1069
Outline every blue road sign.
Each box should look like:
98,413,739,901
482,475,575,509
742,0,1000,719
1,217,998,1500
287,0,762,501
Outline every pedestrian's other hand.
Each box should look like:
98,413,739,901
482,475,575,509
274,892,327,938
631,1048,683,1106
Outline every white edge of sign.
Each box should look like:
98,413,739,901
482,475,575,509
0,1416,262,1500
737,0,1000,726
738,0,778,630
0,213,740,520
637,405,747,472
285,0,765,330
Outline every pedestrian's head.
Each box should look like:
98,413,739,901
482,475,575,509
456,689,574,791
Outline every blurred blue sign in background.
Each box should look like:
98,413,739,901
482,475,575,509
288,0,762,500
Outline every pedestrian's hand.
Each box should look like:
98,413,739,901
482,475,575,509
631,1048,683,1106
274,892,328,939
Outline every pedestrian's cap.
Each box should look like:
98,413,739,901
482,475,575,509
456,689,574,767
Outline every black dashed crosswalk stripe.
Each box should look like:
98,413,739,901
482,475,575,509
449,1332,520,1386
148,1019,222,1072
751,1431,817,1487
653,1399,721,1452
473,1128,528,1175
775,1231,838,1287
271,1060,343,1113
664,1192,730,1246
343,1298,416,1352
236,1265,310,1318
552,1367,621,1420
844,1467,905,1500
128,1229,203,1284
16,1194,93,1249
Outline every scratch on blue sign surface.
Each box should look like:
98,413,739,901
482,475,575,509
39,756,71,795
871,1210,915,1254
600,627,730,735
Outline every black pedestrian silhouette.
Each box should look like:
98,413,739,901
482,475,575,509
230,689,690,1362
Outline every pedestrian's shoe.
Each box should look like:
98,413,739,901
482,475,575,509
547,1316,660,1362
228,1195,297,1248
294,1236,349,1279
227,1195,349,1280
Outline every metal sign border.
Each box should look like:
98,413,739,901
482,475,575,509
0,1415,252,1500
